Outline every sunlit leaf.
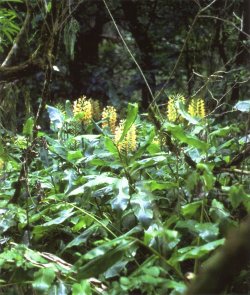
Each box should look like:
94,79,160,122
32,268,56,292
47,105,64,131
72,280,91,295
118,103,138,142
234,100,250,112
23,117,34,137
164,122,209,152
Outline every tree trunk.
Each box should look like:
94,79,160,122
121,0,155,109
230,0,250,103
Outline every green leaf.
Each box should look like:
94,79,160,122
194,223,219,242
23,117,34,137
209,126,237,139
169,239,225,264
197,163,215,190
181,201,202,218
234,100,250,112
145,180,178,191
65,224,98,250
68,174,116,196
47,105,64,131
175,100,200,124
104,136,118,156
229,185,249,210
164,123,209,152
111,177,130,211
32,268,56,292
131,190,153,227
76,240,135,279
72,280,92,295
118,103,138,142
41,208,74,226
67,150,83,161
209,199,230,222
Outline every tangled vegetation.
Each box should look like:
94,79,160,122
0,96,249,294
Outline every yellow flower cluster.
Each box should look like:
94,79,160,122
102,106,117,134
72,97,138,152
188,98,206,118
73,96,93,125
114,120,137,152
167,95,185,123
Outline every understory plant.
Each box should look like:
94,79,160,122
0,96,249,294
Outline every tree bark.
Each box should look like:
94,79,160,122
185,216,250,295
230,0,250,103
121,0,155,109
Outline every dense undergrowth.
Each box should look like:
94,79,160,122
0,97,249,294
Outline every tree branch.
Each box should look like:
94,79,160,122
0,57,44,82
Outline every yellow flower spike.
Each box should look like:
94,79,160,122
188,99,197,117
73,96,93,125
197,98,206,118
114,120,137,153
114,120,125,152
126,124,137,152
73,97,84,116
102,106,117,134
167,96,178,122
82,99,93,125
167,95,186,123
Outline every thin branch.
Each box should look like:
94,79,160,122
153,0,217,103
199,15,250,38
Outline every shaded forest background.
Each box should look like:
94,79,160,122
0,0,249,130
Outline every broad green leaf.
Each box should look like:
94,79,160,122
234,100,250,112
41,208,74,226
104,260,129,278
67,150,83,161
23,117,34,137
0,210,16,233
181,201,202,218
131,126,156,159
111,177,130,211
104,136,118,156
176,220,219,242
76,240,135,279
145,180,178,191
175,100,200,124
118,103,138,142
131,190,153,227
32,268,56,292
68,174,116,196
197,163,215,190
229,185,249,210
72,280,91,295
165,279,186,292
131,155,166,174
209,126,238,139
209,199,230,221
64,224,98,250
164,123,209,152
194,223,219,242
169,238,225,264
47,105,64,131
